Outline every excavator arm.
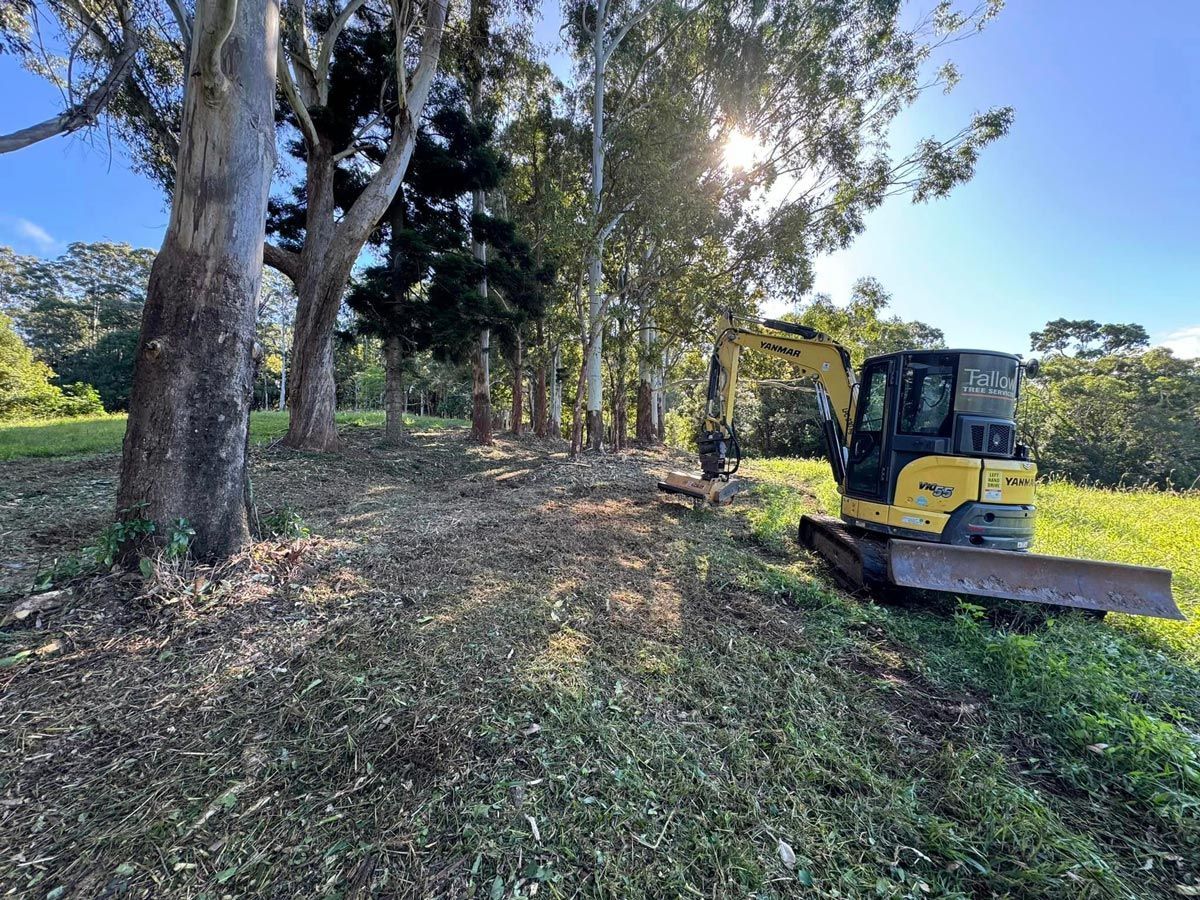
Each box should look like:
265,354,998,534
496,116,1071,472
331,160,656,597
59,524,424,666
696,312,858,490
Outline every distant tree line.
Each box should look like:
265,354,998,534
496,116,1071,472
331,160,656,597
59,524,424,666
1020,319,1200,488
0,242,480,422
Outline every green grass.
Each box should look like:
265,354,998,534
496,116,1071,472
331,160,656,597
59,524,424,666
737,457,1200,888
0,410,466,460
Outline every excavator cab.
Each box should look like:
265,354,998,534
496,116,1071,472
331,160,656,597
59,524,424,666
840,349,1037,552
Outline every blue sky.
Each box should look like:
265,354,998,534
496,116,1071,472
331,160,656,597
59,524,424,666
2,1,1198,357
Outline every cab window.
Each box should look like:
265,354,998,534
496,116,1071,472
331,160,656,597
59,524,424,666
899,356,956,436
857,369,887,431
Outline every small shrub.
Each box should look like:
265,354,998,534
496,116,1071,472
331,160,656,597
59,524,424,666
260,505,309,540
164,518,195,560
84,503,157,569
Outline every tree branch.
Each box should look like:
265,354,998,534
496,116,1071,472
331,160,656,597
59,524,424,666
164,0,193,58
277,45,320,146
263,242,301,282
315,0,369,105
337,0,449,249
197,0,238,100
0,11,141,154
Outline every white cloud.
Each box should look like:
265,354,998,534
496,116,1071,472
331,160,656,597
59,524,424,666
0,215,61,255
1159,325,1200,360
14,218,57,252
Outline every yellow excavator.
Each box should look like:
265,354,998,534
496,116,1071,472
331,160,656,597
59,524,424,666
659,313,1183,620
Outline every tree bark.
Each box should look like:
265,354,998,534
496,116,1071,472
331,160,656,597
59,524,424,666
582,0,612,451
470,335,492,445
509,331,523,436
612,316,627,451
382,334,406,444
656,360,666,441
571,353,588,456
636,319,657,444
533,364,547,437
286,257,347,451
548,345,562,438
118,0,279,561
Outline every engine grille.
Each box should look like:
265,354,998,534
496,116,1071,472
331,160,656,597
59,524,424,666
988,423,1015,455
959,417,1016,457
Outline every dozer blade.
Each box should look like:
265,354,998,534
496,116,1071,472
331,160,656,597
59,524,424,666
887,540,1184,621
657,472,742,505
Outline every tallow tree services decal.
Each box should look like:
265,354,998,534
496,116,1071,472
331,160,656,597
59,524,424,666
956,353,1019,419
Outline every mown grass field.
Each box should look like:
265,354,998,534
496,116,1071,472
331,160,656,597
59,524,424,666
743,458,1200,660
1,426,1198,898
0,410,465,460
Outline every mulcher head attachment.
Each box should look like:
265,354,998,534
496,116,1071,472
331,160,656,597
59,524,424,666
657,472,742,505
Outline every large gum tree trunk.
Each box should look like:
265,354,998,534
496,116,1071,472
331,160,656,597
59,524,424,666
285,268,345,451
584,7,607,452
118,0,280,561
284,142,347,452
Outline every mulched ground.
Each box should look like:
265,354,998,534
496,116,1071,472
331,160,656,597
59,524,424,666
0,427,741,897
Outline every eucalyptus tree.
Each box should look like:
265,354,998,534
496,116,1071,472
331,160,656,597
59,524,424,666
261,0,449,452
118,0,280,560
563,0,1012,450
498,63,589,437
564,0,706,449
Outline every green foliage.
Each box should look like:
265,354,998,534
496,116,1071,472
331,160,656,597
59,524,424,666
345,98,551,369
1020,322,1200,487
1030,318,1150,359
56,328,140,410
85,503,156,569
259,506,310,540
734,280,944,458
3,242,154,412
0,313,104,421
164,518,195,560
798,278,946,367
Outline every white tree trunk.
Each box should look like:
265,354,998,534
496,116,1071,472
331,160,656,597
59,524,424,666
584,0,608,450
118,0,280,561
549,345,561,436
277,300,288,410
